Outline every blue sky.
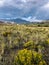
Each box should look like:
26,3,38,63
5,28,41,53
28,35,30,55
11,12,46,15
0,0,49,21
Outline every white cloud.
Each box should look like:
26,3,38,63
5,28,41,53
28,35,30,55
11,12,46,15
40,2,49,10
22,16,42,22
33,1,49,20
21,0,27,3
0,0,5,7
0,0,12,7
0,0,49,20
0,0,48,10
32,16,36,20
22,16,32,21
44,2,49,8
0,0,43,8
0,0,48,8
30,16,42,22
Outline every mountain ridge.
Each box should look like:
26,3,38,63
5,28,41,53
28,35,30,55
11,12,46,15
0,18,30,24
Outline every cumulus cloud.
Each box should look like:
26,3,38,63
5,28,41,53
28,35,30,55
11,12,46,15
0,0,5,7
41,2,49,10
34,1,49,20
0,0,49,20
0,0,46,8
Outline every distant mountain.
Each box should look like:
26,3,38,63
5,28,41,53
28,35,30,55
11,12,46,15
0,19,49,26
0,18,43,24
0,18,29,24
9,18,30,24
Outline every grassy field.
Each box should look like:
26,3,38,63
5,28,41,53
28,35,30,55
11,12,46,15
0,24,49,65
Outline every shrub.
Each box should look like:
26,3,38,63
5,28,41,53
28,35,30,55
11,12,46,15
14,49,47,65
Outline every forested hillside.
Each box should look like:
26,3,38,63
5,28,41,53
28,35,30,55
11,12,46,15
0,23,49,65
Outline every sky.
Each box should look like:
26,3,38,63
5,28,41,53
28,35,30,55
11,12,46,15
0,0,49,21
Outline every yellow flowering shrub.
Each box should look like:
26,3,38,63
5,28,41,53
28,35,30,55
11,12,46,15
46,38,49,44
24,41,35,49
14,49,47,65
39,61,47,65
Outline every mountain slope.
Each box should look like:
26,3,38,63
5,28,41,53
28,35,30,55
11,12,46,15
9,18,30,24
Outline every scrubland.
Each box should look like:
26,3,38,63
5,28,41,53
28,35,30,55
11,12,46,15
0,24,49,65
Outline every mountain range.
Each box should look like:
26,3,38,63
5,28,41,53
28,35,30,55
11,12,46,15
0,18,30,24
9,18,30,24
0,18,49,24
